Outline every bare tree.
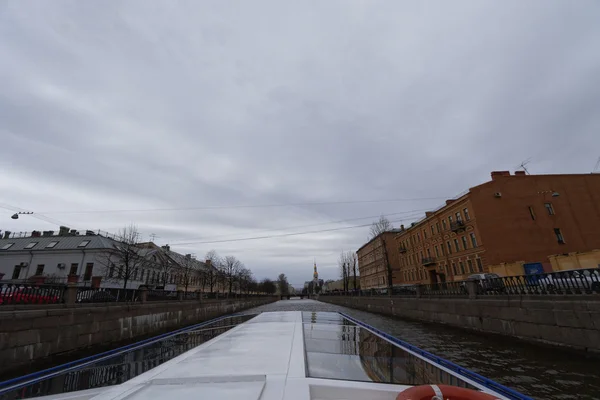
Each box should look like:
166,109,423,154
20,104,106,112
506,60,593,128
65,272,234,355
204,250,222,293
259,278,276,294
351,251,358,290
97,225,152,289
277,273,289,296
338,251,355,292
369,215,392,239
222,256,242,296
179,254,201,294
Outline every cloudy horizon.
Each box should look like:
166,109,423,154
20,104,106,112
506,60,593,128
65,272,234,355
1,1,599,287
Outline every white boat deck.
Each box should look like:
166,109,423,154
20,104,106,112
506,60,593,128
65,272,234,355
39,312,410,400
36,311,513,400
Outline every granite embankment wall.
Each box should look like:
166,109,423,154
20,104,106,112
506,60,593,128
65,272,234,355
0,297,275,375
320,295,600,352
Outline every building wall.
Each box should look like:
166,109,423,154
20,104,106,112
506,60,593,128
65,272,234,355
392,172,600,284
549,250,600,271
394,197,485,284
358,232,400,290
471,172,600,268
321,296,600,353
0,297,277,375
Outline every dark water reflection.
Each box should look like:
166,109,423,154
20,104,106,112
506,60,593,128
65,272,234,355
0,315,254,400
248,300,600,400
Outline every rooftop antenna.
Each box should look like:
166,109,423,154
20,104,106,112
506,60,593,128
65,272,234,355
516,158,531,175
593,157,600,173
149,233,159,242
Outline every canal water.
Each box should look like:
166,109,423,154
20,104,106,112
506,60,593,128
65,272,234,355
1,300,598,399
248,300,600,400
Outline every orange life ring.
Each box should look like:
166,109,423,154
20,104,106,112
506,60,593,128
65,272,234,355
396,384,501,400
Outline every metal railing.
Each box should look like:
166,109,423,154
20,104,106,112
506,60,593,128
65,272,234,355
76,288,139,303
321,268,600,298
0,282,65,305
421,257,437,266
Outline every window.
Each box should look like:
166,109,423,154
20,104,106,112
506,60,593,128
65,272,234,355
464,208,470,221
84,263,93,280
435,246,440,257
528,206,536,220
442,220,447,230
554,228,565,244
427,249,431,257
140,269,145,281
476,258,483,272
452,263,457,275
462,236,468,250
440,244,445,256
35,264,45,275
431,225,435,235
77,240,90,248
467,260,474,273
417,233,420,242
459,262,465,274
446,241,453,254
436,222,440,233
69,263,78,275
108,264,115,278
1,243,14,250
470,233,478,247
454,239,460,253
545,203,555,215
46,241,59,248
12,266,21,279
455,212,462,222
448,216,453,224
25,242,38,249
423,230,427,239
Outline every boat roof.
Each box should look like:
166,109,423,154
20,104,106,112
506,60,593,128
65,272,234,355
3,311,528,400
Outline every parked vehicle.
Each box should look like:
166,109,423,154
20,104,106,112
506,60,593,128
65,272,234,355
461,273,505,294
538,268,600,293
76,290,117,303
0,286,61,304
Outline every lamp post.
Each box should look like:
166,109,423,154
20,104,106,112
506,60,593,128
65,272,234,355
10,212,34,219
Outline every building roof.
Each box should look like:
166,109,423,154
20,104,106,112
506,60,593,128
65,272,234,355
356,229,403,253
0,234,118,252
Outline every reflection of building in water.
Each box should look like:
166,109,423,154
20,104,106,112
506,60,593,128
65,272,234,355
356,328,476,388
339,325,360,355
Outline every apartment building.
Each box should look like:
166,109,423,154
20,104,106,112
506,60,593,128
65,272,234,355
395,171,600,284
0,227,210,290
357,230,402,290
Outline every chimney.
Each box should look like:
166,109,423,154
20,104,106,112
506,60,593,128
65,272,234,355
161,245,170,251
425,211,434,218
31,230,41,238
70,229,78,235
491,171,510,180
3,231,10,239
205,259,212,267
185,254,192,260
514,171,526,176
85,230,95,236
42,231,53,237
445,200,456,206
400,224,405,231
59,226,70,236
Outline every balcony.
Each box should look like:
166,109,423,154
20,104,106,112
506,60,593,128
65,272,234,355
421,257,437,266
399,247,407,254
450,220,466,233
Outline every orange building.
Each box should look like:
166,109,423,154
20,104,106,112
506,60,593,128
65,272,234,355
357,230,402,290
395,171,600,284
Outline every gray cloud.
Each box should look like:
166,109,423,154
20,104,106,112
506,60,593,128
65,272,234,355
1,0,600,286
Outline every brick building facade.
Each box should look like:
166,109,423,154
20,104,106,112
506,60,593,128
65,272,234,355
357,230,402,290
394,171,600,284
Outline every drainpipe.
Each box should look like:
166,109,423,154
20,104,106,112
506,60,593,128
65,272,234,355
80,250,86,286
26,251,35,278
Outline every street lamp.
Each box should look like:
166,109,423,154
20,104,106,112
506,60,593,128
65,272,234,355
10,212,33,219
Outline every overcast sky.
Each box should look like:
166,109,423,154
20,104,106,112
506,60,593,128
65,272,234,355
1,1,599,287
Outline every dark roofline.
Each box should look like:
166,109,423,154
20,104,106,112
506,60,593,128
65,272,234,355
357,229,403,253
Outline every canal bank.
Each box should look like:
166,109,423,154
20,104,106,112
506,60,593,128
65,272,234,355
0,297,277,376
319,295,600,353
247,299,600,400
